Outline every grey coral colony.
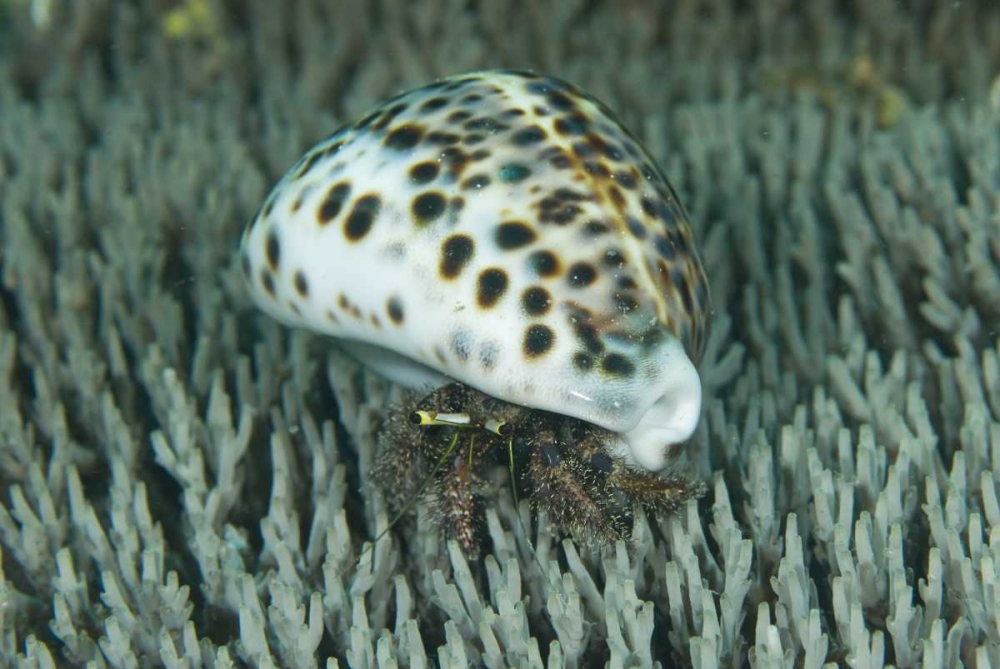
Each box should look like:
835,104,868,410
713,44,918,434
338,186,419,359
240,70,711,554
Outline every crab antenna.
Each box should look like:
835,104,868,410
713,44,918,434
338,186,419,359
506,437,519,510
505,436,547,577
467,433,477,469
343,430,463,578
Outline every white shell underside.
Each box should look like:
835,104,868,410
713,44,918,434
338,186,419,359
340,340,451,392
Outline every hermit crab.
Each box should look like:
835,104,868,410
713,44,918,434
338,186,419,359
239,70,711,556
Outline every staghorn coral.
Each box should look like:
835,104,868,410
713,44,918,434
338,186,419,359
1,0,1000,667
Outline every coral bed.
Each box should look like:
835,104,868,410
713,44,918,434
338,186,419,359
1,1,999,667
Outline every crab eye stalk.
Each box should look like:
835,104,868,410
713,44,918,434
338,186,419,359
410,410,472,427
483,418,511,436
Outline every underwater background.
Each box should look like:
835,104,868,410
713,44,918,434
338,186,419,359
2,0,1000,667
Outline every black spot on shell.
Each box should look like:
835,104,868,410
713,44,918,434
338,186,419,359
529,250,560,277
525,80,554,95
465,117,506,133
355,110,380,130
555,113,589,136
547,91,576,111
426,131,460,145
573,352,594,371
495,221,536,250
641,196,658,217
295,151,324,178
614,170,637,189
240,253,251,278
657,200,678,224
674,269,695,315
523,324,554,357
419,80,449,93
584,161,610,178
441,78,476,94
511,125,546,146
294,271,309,297
538,188,587,225
572,141,595,159
447,110,473,123
420,96,449,113
521,286,551,315
440,234,475,279
441,147,471,178
477,268,509,309
451,329,472,362
597,139,625,161
345,195,381,241
479,341,499,371
567,262,597,287
614,292,639,313
655,236,676,259
541,204,581,225
547,150,572,169
387,297,404,324
322,140,345,158
384,124,424,150
412,192,447,225
265,231,280,269
260,269,276,296
462,174,491,190
627,217,648,239
552,187,587,203
573,321,603,354
604,248,625,267
372,103,408,131
499,163,531,184
318,182,351,224
601,353,635,377
410,162,439,185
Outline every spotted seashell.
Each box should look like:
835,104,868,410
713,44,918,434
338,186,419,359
240,69,710,470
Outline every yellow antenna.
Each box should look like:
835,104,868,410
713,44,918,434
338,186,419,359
503,435,549,579
339,430,463,579
409,410,472,427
